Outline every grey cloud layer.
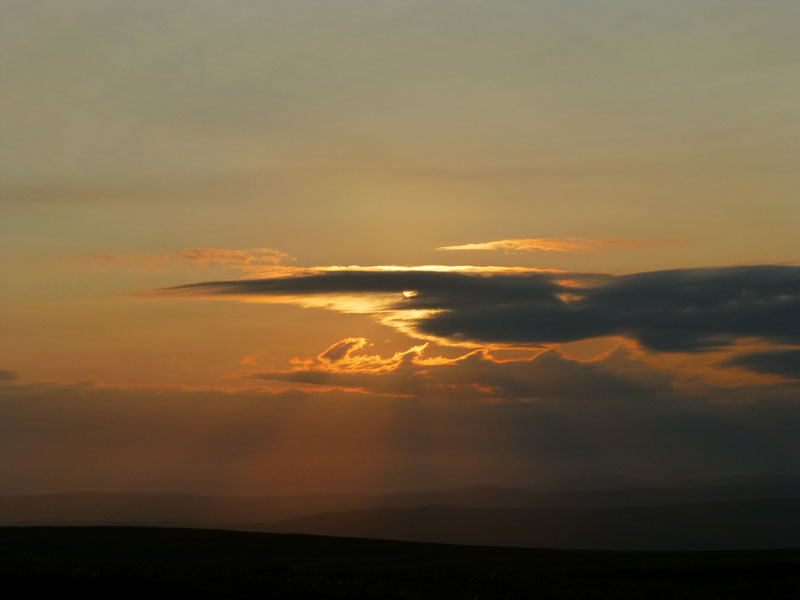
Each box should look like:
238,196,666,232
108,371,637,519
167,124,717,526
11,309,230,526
725,349,800,379
163,265,800,355
0,369,20,381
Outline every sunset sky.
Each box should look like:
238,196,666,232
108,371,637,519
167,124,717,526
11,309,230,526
1,1,799,496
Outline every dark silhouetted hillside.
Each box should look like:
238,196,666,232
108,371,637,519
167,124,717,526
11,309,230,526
2,527,799,598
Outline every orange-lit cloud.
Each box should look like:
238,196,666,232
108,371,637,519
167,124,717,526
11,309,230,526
175,247,292,269
250,337,626,399
239,353,260,366
282,337,436,385
248,333,797,402
438,237,684,253
622,338,800,390
103,259,570,283
76,247,294,274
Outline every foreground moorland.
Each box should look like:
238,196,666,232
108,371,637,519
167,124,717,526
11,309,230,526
1,527,799,598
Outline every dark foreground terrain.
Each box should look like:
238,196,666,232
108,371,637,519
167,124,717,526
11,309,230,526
2,527,799,599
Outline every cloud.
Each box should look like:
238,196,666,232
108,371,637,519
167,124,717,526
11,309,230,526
239,353,260,366
724,349,800,380
174,248,291,269
318,338,368,363
76,247,293,275
437,237,683,253
250,338,671,401
0,369,19,382
157,265,800,354
268,337,434,395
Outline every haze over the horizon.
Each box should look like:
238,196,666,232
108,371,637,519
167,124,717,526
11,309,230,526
1,1,798,496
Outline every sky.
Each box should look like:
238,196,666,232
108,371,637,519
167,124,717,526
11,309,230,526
1,0,799,496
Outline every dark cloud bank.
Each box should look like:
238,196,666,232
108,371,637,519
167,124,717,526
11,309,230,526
725,349,800,379
166,265,800,374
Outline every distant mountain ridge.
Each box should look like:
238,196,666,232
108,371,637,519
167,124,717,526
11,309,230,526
2,479,799,550
265,500,800,550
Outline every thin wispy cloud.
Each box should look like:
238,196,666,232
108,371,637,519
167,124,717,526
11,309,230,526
437,237,684,253
76,247,294,274
174,248,291,268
